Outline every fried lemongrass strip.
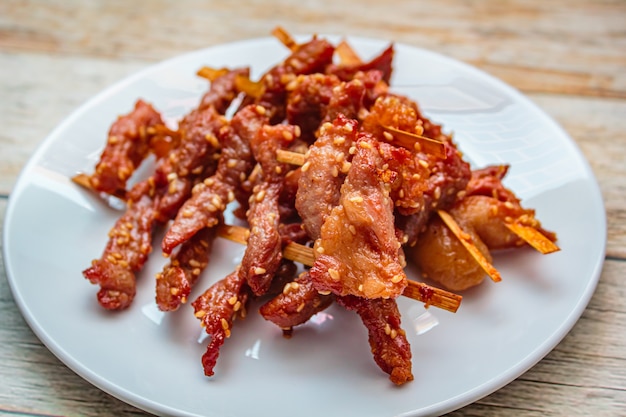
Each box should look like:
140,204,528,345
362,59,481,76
71,172,127,200
235,74,265,99
216,224,461,312
381,124,447,159
505,222,561,254
437,210,502,283
196,66,230,82
336,40,362,66
276,149,306,166
272,26,299,51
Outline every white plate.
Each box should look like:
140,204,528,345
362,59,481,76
3,36,606,417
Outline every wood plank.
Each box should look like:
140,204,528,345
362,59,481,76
0,0,624,97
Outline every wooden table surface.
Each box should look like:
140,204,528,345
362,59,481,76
1,1,625,416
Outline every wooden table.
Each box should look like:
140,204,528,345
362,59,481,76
1,1,624,415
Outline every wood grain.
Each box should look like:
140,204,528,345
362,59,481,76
0,0,625,416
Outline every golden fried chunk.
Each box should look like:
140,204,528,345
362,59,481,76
310,135,407,299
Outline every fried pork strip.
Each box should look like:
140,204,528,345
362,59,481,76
161,104,265,254
295,114,359,239
260,271,334,332
83,180,159,310
191,270,251,377
87,100,164,198
327,44,395,85
240,122,300,296
336,295,413,385
199,67,250,113
156,226,217,311
243,37,335,123
310,134,407,299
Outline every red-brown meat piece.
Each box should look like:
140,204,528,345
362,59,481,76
156,226,216,311
240,122,300,295
260,271,334,331
310,135,407,299
337,295,413,385
192,270,251,377
295,115,359,240
89,100,163,197
83,180,158,310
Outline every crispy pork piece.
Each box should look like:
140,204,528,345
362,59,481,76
310,134,407,299
88,100,163,197
240,122,300,296
192,270,251,377
199,67,250,114
336,295,413,385
241,37,335,123
295,114,359,240
156,226,217,311
327,44,395,85
161,105,265,254
83,180,158,310
260,271,334,332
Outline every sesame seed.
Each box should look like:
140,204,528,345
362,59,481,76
384,324,391,335
359,141,372,149
301,161,311,173
233,301,242,311
227,159,238,168
383,131,394,141
254,267,267,275
328,268,340,281
220,318,230,330
228,296,238,305
296,302,305,313
418,159,429,168
390,329,398,339
316,246,325,254
170,288,180,295
255,105,266,115
348,225,357,235
194,310,206,318
358,284,364,292
282,130,294,141
318,290,332,295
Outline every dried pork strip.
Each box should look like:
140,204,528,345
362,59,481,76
88,100,163,197
244,37,335,123
286,73,341,140
199,67,250,114
83,180,158,310
240,123,300,296
327,44,394,84
156,226,217,311
191,270,251,377
295,114,359,240
336,295,413,385
260,271,334,332
310,135,407,299
161,105,265,254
